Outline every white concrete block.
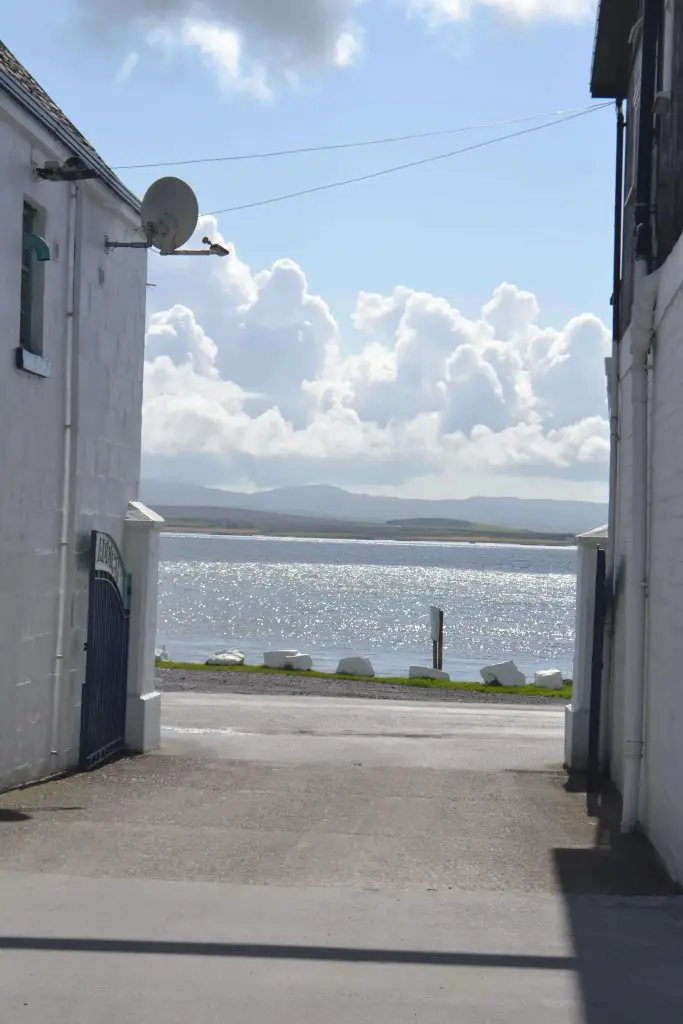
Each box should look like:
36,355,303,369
533,669,564,690
336,656,375,677
287,654,313,671
264,650,300,669
409,666,450,681
263,650,312,671
480,661,526,687
206,650,245,666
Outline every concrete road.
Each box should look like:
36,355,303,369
3,870,682,1024
1,692,681,1023
160,692,566,770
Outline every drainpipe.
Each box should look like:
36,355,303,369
620,0,660,834
600,101,625,770
50,182,80,756
621,265,657,831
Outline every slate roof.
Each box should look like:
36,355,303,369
0,40,140,213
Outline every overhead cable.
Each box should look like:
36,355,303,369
204,103,612,216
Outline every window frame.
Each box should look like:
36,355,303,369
20,201,37,352
15,199,51,379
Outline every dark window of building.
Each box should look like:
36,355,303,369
20,201,37,351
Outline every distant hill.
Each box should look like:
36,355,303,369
153,505,574,545
140,480,607,536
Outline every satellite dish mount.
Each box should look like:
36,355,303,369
104,176,228,257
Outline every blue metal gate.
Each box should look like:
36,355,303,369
80,531,131,770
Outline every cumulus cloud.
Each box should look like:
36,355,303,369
69,0,362,96
142,216,610,492
69,0,591,94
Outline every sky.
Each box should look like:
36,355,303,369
4,0,615,501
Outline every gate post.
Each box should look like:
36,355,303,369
123,501,164,753
564,525,608,773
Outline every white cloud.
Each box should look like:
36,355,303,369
177,20,272,99
334,29,363,67
403,0,594,25
114,50,139,83
70,0,589,94
70,0,362,94
142,217,610,494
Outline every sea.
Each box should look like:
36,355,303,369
156,533,577,682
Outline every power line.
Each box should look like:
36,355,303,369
205,103,612,216
113,104,608,170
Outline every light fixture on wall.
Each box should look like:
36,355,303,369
35,156,99,182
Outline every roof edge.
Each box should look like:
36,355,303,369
590,0,640,100
0,67,141,215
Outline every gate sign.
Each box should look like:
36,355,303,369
430,605,443,641
94,532,129,607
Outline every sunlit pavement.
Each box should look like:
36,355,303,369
0,692,681,1023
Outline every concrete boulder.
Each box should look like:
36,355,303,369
409,666,450,681
263,650,312,671
480,660,526,687
533,669,564,690
205,649,245,667
336,656,374,677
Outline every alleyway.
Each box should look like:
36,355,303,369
1,694,681,1022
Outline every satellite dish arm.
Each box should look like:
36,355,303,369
158,237,230,257
105,233,229,257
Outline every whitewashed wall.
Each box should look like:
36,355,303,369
0,93,146,788
608,331,633,793
609,237,683,884
640,240,683,881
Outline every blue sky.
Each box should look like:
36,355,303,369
4,1,613,501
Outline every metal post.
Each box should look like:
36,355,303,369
438,610,444,671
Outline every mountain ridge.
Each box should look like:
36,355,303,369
139,479,607,535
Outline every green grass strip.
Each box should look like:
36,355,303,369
156,660,572,699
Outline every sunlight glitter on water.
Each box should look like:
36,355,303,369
156,535,577,681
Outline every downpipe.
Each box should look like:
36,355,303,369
600,101,625,770
50,182,80,757
599,351,619,767
621,263,658,833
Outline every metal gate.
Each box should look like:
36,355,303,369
79,531,131,770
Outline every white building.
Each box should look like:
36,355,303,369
0,41,162,790
567,1,683,885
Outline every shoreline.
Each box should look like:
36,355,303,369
160,525,576,547
156,665,571,706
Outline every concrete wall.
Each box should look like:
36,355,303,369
640,239,683,880
609,235,683,883
0,92,146,789
608,331,633,793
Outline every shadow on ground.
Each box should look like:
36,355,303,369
0,810,30,823
1,758,682,1021
555,777,683,1023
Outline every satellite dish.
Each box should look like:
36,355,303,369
140,176,199,255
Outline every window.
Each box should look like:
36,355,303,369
20,202,37,351
16,200,51,378
626,37,643,204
